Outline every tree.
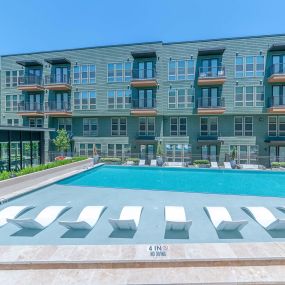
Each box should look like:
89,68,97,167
156,141,164,157
52,129,70,155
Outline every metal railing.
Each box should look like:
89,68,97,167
45,101,71,112
83,130,98,137
44,74,71,85
131,98,156,109
18,76,43,86
268,96,285,107
132,68,157,80
136,132,156,140
269,63,285,75
18,101,43,112
197,96,225,108
199,66,225,78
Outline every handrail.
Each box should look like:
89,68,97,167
131,98,156,109
268,96,285,107
18,76,43,86
18,101,43,112
269,63,285,75
45,101,71,112
197,96,225,108
132,68,157,80
44,74,71,85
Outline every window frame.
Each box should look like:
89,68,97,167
111,117,127,136
168,59,195,81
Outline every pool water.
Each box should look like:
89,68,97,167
58,166,285,198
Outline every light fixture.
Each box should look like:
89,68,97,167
259,50,262,55
235,52,239,56
236,81,239,85
169,57,172,61
190,55,193,59
260,80,263,85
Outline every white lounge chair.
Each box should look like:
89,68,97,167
109,206,143,230
165,162,183,168
150,159,157,166
240,164,259,170
165,206,192,231
7,206,71,230
205,207,248,231
126,161,134,166
224,162,232,169
211,162,219,169
139,159,146,166
0,206,34,227
59,206,105,230
243,207,285,230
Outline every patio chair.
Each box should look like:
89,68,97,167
165,206,192,231
205,207,248,231
7,206,71,230
224,162,232,169
0,206,34,227
211,162,219,169
59,206,106,230
139,159,146,166
242,207,285,230
108,206,143,230
150,159,157,166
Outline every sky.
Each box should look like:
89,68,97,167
0,0,285,55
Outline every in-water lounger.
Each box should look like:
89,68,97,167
243,207,285,230
59,206,106,230
109,206,143,230
205,207,248,231
0,206,34,227
165,206,192,231
7,206,71,230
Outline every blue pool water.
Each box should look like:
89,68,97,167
58,166,285,197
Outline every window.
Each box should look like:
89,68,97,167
165,144,191,162
108,90,131,109
139,117,155,136
78,143,101,157
168,88,194,109
201,145,217,162
230,145,258,164
14,119,19,126
73,91,96,110
234,86,264,107
268,116,285,137
73,64,96,84
83,118,98,136
107,62,132,82
107,144,130,158
234,116,253,136
200,117,218,136
170,117,187,136
111,118,127,136
272,85,285,106
270,146,285,163
235,56,264,77
58,118,72,132
7,119,12,126
6,95,18,112
200,88,219,107
29,118,43,128
168,59,195,81
5,70,23,88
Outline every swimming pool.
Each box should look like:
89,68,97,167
59,166,285,198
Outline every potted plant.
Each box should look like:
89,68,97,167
52,129,71,159
93,145,100,164
156,141,164,166
230,146,237,169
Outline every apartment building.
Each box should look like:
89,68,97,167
1,33,285,169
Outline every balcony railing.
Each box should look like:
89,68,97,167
18,101,44,112
199,66,226,78
45,101,71,112
269,63,285,76
44,74,71,85
132,68,157,80
197,97,225,108
268,96,285,107
131,98,156,109
18,76,43,86
136,131,156,140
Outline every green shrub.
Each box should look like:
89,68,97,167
271,162,280,168
0,171,11,181
279,162,285,168
193,159,210,165
126,157,139,163
100,157,122,163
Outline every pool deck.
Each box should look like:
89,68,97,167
1,164,285,284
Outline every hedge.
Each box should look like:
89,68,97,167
193,159,210,165
0,157,87,181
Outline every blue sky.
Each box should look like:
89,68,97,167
0,0,284,55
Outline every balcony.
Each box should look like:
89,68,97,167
136,132,156,142
44,74,71,90
130,98,157,116
197,97,225,114
44,101,72,116
267,97,285,113
17,76,44,91
268,64,285,83
17,101,44,117
198,66,226,86
130,68,158,88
